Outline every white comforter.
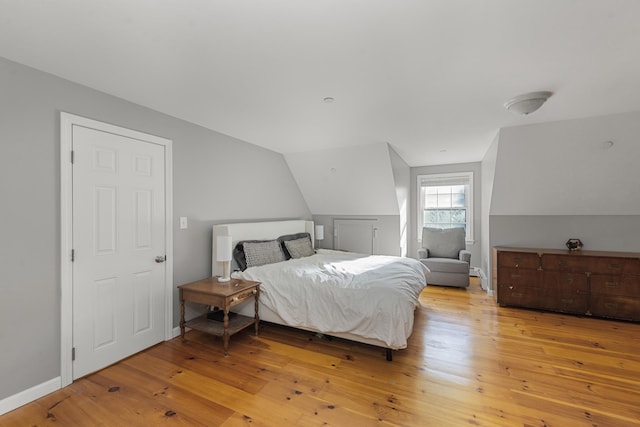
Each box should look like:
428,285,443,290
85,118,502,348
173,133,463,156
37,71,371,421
234,249,428,349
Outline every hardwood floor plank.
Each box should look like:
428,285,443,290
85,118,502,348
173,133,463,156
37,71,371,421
3,279,640,426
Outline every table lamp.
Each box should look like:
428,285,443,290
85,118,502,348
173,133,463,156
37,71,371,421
314,225,324,249
216,235,233,282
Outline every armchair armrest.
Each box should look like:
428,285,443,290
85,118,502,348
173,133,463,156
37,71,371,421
459,249,471,264
417,248,429,259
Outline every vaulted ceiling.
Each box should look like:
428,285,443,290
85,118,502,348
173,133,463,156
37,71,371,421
2,0,639,166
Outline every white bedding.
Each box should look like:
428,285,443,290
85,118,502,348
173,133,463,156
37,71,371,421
233,249,428,349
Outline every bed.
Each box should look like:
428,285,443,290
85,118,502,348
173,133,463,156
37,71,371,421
211,220,428,360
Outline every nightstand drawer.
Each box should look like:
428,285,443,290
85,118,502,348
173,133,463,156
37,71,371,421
228,288,259,306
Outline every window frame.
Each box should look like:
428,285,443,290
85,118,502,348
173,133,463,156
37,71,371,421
417,172,474,244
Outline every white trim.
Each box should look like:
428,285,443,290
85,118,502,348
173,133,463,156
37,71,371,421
60,112,173,388
0,377,61,415
416,171,474,243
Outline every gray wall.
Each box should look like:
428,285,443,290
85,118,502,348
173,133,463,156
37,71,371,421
312,215,401,256
289,142,408,257
388,146,410,256
480,133,499,289
485,112,640,292
409,162,482,269
0,57,310,401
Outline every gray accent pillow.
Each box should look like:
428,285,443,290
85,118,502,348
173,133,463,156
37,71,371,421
284,237,314,259
278,232,312,259
243,240,286,268
422,227,465,259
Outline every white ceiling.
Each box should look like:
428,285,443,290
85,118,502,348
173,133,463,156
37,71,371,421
2,0,640,167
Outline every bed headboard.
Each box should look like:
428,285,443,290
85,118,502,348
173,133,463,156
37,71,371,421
212,219,314,277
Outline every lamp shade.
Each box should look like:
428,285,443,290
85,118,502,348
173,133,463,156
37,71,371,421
216,235,233,262
504,91,552,115
314,225,324,241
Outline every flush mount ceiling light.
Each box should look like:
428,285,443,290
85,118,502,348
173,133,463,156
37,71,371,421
323,97,335,103
504,91,553,115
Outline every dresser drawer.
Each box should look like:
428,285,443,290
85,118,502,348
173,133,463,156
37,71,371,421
498,283,555,310
498,251,540,269
623,258,640,275
542,271,588,293
589,295,640,321
498,267,539,287
590,274,640,297
587,257,627,275
552,289,589,314
541,254,587,273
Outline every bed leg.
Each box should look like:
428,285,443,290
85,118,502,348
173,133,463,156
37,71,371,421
386,348,392,361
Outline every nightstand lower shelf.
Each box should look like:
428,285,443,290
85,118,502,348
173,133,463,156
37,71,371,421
186,312,256,337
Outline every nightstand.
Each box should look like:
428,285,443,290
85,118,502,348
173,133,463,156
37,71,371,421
178,277,260,355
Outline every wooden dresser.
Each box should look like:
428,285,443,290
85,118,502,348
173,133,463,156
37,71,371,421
494,246,640,321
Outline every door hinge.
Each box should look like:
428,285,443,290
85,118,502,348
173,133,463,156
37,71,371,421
71,150,75,164
72,347,76,361
71,249,75,262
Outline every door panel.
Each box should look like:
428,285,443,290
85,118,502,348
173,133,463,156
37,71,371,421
72,124,166,379
334,219,376,254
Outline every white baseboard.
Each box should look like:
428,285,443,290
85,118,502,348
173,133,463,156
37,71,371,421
472,268,494,295
0,377,61,416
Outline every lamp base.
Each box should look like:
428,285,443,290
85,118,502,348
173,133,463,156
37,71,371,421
218,276,231,283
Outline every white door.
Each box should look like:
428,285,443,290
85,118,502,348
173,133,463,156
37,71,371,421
72,124,166,379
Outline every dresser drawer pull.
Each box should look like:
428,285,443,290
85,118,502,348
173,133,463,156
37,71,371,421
604,302,618,309
605,282,619,288
510,274,521,279
558,260,568,266
232,297,239,302
560,298,573,304
252,289,257,294
511,292,523,297
608,263,621,270
562,278,574,284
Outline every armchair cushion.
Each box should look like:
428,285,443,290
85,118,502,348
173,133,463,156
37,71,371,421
423,257,470,274
421,227,466,259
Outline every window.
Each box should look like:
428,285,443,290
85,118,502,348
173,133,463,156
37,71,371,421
417,172,473,242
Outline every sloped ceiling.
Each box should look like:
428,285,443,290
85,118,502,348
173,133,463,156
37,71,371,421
1,1,640,167
285,143,400,215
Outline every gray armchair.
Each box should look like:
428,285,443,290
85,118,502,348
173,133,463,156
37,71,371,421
418,227,471,288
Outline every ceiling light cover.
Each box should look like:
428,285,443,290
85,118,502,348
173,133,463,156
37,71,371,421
504,91,553,115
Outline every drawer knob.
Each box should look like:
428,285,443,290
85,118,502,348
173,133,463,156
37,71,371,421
252,289,257,294
232,297,238,302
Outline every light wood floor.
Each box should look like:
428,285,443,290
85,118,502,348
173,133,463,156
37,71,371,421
2,279,640,426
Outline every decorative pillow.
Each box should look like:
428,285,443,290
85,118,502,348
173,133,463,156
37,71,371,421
243,240,286,268
284,237,315,259
278,232,312,259
233,240,265,271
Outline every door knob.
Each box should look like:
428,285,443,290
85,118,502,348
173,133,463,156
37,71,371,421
155,255,166,263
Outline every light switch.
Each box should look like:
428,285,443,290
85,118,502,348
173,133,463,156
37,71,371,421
179,217,188,229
